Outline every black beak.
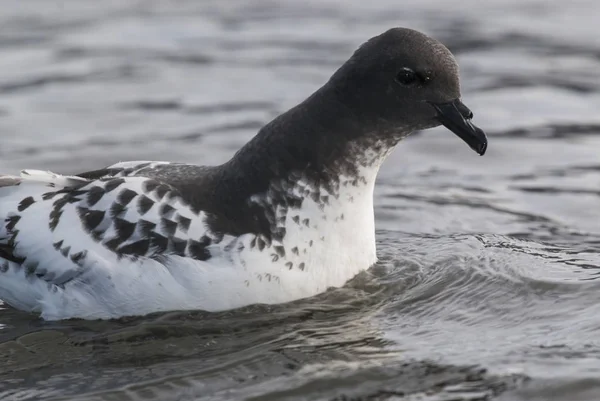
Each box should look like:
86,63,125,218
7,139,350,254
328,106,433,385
430,99,487,156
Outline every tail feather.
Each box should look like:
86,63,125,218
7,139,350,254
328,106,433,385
0,170,91,263
18,170,89,188
0,170,88,197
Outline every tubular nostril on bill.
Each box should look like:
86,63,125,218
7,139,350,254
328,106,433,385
454,100,474,120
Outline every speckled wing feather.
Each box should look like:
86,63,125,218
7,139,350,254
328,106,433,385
77,160,212,184
76,161,176,180
0,169,214,294
0,167,312,320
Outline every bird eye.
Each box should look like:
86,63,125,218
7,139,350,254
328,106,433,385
395,68,418,85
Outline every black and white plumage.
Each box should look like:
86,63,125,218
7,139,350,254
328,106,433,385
0,28,487,320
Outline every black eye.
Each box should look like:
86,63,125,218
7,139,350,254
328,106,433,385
395,68,417,86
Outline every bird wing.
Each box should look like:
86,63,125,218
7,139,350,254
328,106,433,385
0,168,217,306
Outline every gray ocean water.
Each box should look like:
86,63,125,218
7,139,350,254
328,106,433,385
1,0,600,400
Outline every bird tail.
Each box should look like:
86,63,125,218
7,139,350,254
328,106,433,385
0,170,89,241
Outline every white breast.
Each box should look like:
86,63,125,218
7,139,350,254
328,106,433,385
224,164,380,302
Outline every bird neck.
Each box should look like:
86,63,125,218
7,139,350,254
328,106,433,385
209,86,399,239
228,85,396,187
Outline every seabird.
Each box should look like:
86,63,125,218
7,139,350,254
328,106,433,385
0,27,486,320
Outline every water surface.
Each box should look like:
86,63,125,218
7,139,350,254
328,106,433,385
1,0,600,400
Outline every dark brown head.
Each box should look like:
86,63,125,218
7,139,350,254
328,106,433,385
328,27,487,155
